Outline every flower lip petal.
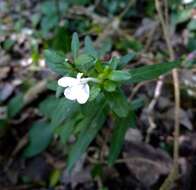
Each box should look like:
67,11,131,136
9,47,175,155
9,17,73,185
64,86,77,100
76,83,90,104
58,77,78,87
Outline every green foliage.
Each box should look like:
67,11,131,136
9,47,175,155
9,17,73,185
109,70,131,81
71,32,80,60
67,101,106,172
23,96,80,157
39,0,68,36
40,97,79,127
39,96,59,118
108,110,136,165
75,54,96,72
49,27,71,53
84,36,98,58
56,118,76,144
128,61,180,83
0,0,191,177
119,53,135,68
44,49,73,75
103,81,116,92
7,93,24,118
51,99,78,127
89,85,101,101
23,121,53,158
37,32,181,171
106,91,130,118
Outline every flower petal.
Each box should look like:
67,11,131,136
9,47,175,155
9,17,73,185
58,77,78,87
64,87,77,100
76,84,90,104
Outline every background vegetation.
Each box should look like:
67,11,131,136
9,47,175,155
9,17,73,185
0,0,196,189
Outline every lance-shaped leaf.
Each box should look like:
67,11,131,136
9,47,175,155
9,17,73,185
84,36,98,58
108,110,136,165
106,91,130,118
71,32,80,60
66,103,106,172
23,121,53,158
128,61,180,83
44,49,71,75
108,70,131,82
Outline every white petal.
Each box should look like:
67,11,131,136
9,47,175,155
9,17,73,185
183,0,193,3
76,84,90,104
64,87,77,100
58,77,78,87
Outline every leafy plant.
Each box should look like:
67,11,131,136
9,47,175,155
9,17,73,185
24,32,180,172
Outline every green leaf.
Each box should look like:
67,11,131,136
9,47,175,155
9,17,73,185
57,117,78,144
51,98,79,127
108,110,136,165
108,70,131,82
129,61,180,83
41,16,58,35
39,96,59,118
106,91,130,118
56,86,64,98
130,97,145,110
8,93,24,118
71,32,80,60
119,52,135,68
75,54,95,72
80,94,104,116
47,80,58,91
41,1,57,16
171,9,192,25
50,27,71,53
107,57,119,70
188,19,196,31
23,121,53,158
95,60,104,73
84,36,98,58
67,103,106,172
44,49,70,75
187,37,196,51
98,39,112,56
103,80,116,92
39,97,79,127
89,85,101,101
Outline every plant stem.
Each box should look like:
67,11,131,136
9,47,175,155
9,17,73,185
155,0,181,189
118,0,135,20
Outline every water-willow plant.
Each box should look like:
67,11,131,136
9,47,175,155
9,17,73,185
23,32,180,172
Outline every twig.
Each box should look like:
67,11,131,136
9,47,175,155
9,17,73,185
118,0,135,20
128,81,149,100
145,22,164,143
144,24,158,52
23,80,47,106
4,134,28,170
146,76,164,143
87,156,172,173
155,0,181,189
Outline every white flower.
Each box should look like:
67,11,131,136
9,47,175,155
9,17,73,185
58,73,98,104
182,0,193,4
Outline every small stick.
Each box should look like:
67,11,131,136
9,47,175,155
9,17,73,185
155,0,181,189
